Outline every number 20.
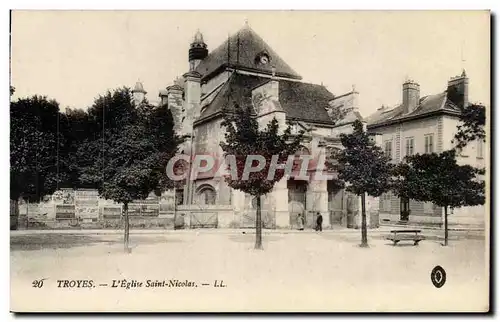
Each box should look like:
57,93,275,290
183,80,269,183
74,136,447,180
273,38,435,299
32,280,44,288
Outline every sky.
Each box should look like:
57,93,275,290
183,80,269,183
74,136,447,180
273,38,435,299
10,10,490,118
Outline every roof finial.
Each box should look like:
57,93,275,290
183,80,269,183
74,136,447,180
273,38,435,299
193,29,204,44
352,84,356,92
461,68,467,77
244,18,249,27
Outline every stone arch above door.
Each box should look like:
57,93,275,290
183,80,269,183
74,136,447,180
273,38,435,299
195,184,217,205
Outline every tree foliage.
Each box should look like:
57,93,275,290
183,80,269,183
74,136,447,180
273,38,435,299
393,150,485,209
220,103,304,196
78,87,181,203
220,103,304,249
333,120,392,247
77,87,181,251
335,120,393,197
454,104,486,150
392,150,485,245
10,95,68,202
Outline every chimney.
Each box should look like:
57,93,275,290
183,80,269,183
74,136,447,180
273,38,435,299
182,71,202,134
402,79,420,114
447,69,469,109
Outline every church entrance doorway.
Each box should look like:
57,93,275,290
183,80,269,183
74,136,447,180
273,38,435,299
287,178,308,229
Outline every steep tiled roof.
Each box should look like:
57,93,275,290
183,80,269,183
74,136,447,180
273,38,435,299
194,25,302,81
365,104,404,125
279,80,335,123
198,73,267,121
196,72,337,125
367,91,461,128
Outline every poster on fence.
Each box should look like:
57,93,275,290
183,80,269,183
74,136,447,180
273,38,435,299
75,189,99,219
55,204,76,219
101,206,122,219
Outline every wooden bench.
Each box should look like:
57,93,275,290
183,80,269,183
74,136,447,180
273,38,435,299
386,230,424,246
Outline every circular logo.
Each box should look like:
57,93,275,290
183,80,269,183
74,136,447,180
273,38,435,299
431,266,446,288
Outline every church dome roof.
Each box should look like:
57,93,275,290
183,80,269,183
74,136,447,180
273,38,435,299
132,81,147,94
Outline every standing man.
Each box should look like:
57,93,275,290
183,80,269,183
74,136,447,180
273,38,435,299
297,213,305,231
316,212,323,232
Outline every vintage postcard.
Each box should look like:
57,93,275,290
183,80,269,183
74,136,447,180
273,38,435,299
9,10,490,312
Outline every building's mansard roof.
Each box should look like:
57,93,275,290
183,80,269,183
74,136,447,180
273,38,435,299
366,91,462,129
194,25,302,81
196,72,338,126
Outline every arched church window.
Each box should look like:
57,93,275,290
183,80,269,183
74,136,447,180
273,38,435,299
197,185,216,205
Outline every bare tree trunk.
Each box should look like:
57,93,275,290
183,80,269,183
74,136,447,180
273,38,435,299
26,202,29,229
360,193,368,247
444,206,448,246
255,196,263,250
124,203,130,253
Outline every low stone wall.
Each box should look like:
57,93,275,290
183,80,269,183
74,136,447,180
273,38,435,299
379,212,442,228
17,215,175,230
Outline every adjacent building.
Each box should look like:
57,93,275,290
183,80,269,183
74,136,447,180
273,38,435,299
366,71,485,229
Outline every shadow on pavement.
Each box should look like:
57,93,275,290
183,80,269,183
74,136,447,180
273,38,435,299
10,234,184,251
227,233,283,243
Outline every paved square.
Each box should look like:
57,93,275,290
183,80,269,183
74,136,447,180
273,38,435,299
10,229,488,312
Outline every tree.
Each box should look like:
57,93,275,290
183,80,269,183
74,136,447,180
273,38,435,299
59,108,93,188
10,95,68,228
454,104,486,150
220,103,304,249
392,150,485,246
334,120,392,247
78,88,181,252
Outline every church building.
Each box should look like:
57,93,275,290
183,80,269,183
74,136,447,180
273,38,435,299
157,24,374,230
